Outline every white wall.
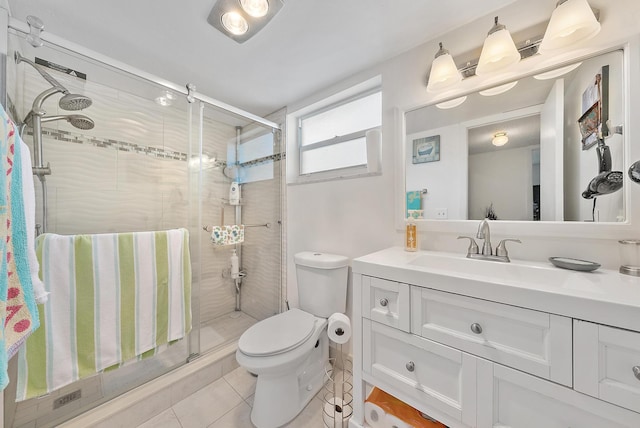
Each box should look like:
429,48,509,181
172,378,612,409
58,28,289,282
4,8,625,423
406,125,467,219
469,146,536,221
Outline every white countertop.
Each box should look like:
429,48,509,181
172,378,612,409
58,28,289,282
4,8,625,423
353,247,640,332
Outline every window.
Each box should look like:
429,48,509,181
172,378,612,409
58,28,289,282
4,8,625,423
287,78,382,184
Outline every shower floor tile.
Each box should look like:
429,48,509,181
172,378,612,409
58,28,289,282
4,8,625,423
200,311,258,354
136,367,323,428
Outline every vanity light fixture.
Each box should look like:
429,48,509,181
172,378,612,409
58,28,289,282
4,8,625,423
479,81,518,96
539,0,601,53
492,132,509,146
475,16,521,77
436,96,467,110
208,0,284,43
533,62,583,80
427,42,463,93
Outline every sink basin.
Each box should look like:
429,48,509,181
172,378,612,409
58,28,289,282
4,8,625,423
408,252,579,289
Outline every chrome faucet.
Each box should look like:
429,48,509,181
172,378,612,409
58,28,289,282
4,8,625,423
457,218,521,262
477,218,492,256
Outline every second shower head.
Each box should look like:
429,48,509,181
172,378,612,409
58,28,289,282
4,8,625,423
40,114,95,130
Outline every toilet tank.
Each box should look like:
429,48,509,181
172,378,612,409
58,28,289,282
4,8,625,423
295,252,349,318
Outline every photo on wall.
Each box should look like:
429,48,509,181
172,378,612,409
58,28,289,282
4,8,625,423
412,135,440,164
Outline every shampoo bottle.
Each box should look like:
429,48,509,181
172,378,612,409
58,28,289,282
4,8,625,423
405,217,418,252
230,249,239,278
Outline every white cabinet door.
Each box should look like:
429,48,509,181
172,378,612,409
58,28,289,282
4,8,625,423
476,359,640,428
411,287,572,386
574,320,640,413
362,276,411,332
363,319,476,426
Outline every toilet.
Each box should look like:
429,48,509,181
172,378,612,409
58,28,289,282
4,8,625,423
236,251,349,428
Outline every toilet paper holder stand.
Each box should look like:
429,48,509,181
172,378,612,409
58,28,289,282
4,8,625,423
322,341,353,428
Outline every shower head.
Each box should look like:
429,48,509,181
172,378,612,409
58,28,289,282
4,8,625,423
40,114,95,130
59,93,92,111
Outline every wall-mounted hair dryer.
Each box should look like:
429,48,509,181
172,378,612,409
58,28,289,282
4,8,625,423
582,139,623,199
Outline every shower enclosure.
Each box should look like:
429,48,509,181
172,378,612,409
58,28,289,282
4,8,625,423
2,15,284,428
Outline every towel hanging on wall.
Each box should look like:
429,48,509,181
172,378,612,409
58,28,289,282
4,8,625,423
16,228,192,400
0,104,40,392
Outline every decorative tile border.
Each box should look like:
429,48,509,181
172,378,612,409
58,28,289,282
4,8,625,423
239,152,285,168
25,127,189,161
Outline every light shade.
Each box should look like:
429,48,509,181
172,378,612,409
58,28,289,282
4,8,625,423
436,96,467,110
479,81,518,96
427,42,462,93
539,0,601,52
475,17,521,76
534,62,583,80
208,0,284,43
492,132,509,146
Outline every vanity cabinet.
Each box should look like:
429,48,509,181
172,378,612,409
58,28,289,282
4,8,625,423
411,287,572,386
362,276,410,332
351,262,640,428
574,320,640,413
363,318,476,426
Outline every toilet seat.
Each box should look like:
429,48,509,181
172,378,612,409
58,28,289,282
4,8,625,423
238,308,319,357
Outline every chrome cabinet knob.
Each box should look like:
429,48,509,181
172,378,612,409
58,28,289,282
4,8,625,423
379,298,389,307
406,361,415,372
633,366,640,381
470,323,483,334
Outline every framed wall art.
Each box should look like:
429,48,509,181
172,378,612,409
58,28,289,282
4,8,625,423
412,135,440,164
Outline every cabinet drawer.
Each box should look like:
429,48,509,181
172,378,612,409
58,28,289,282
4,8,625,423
411,287,572,386
574,320,640,413
362,276,410,332
477,359,640,428
363,319,476,426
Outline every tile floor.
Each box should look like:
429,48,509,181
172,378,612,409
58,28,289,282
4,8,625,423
135,367,324,428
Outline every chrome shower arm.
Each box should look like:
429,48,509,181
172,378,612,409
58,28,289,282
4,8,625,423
32,87,65,112
15,52,68,94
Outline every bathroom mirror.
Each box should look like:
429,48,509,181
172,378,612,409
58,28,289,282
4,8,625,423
405,49,625,222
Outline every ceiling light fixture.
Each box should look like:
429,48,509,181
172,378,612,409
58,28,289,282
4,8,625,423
240,0,269,17
539,0,601,53
426,42,462,93
492,132,509,146
479,81,519,96
436,96,467,110
475,16,521,77
208,0,284,43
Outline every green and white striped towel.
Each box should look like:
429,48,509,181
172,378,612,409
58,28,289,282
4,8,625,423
15,228,191,401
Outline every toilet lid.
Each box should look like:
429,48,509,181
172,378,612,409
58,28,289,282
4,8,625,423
238,308,318,357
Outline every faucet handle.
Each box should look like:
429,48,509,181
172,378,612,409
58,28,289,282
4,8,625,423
457,236,479,257
495,239,521,258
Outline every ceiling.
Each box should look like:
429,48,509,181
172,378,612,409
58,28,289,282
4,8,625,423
7,0,515,117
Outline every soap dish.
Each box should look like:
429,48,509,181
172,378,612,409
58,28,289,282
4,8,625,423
549,257,601,272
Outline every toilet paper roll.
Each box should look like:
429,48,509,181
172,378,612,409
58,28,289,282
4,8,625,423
364,401,387,428
385,413,412,428
327,313,351,344
322,397,352,428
